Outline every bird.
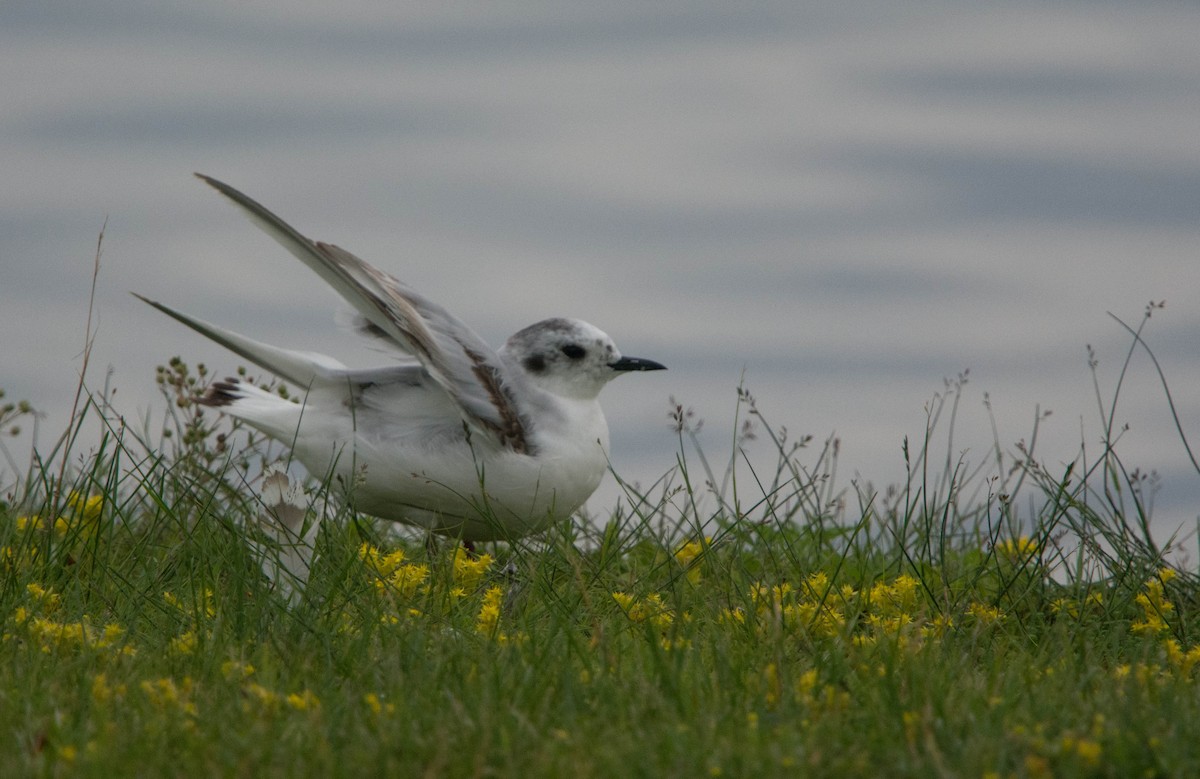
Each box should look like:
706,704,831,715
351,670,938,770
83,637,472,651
138,174,666,542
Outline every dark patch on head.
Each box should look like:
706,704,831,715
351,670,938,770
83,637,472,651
523,354,547,373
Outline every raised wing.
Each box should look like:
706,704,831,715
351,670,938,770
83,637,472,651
193,174,533,454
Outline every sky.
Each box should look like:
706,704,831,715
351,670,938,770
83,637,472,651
2,2,1199,543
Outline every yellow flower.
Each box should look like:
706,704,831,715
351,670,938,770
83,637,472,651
996,536,1038,560
244,683,281,711
162,588,216,621
1164,639,1200,675
477,585,505,637
91,673,126,705
359,543,408,577
364,692,395,717
1061,735,1102,766
15,515,47,533
68,492,105,521
763,663,780,708
967,602,1004,626
286,690,320,712
1132,571,1176,636
1131,613,1170,636
674,537,707,566
784,601,846,638
66,492,105,538
718,607,745,625
921,614,954,639
674,537,710,583
378,562,429,599
221,660,256,680
866,575,920,617
612,592,673,628
169,630,198,655
802,571,830,597
25,583,61,613
902,710,921,747
452,547,493,591
141,677,197,717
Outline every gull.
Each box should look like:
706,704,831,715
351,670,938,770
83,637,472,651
138,174,666,542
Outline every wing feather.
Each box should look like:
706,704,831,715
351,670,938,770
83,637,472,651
193,174,532,453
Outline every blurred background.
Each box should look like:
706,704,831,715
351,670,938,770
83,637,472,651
2,3,1198,540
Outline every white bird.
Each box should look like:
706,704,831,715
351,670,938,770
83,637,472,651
139,174,665,541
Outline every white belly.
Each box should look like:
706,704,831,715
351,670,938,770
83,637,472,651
290,402,612,541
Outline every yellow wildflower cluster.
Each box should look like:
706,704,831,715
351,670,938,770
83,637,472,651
221,660,256,680
476,585,505,638
1050,591,1104,619
787,580,846,636
452,546,493,591
1164,639,1200,675
215,662,322,716
359,542,430,599
760,663,849,717
865,574,921,616
24,617,130,656
91,673,127,706
2,492,106,568
10,583,133,658
1007,716,1106,774
674,537,710,584
966,602,1004,627
1131,568,1175,636
364,692,396,717
744,574,923,643
995,535,1039,562
1118,566,1200,679
244,682,283,712
861,575,924,639
169,631,199,655
163,588,217,620
618,568,1013,659
612,592,676,629
163,588,216,655
24,582,61,612
286,689,321,712
141,677,198,718
354,542,512,639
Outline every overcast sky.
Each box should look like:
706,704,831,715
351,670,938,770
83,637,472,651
3,2,1199,541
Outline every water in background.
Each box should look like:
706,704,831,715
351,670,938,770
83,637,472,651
2,3,1198,542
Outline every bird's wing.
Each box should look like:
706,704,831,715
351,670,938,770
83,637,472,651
193,174,533,454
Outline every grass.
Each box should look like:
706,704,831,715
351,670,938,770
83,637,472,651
3,301,1200,777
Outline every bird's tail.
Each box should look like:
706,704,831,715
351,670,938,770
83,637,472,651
134,294,347,388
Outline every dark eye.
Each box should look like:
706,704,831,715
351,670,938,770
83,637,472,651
561,344,586,360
